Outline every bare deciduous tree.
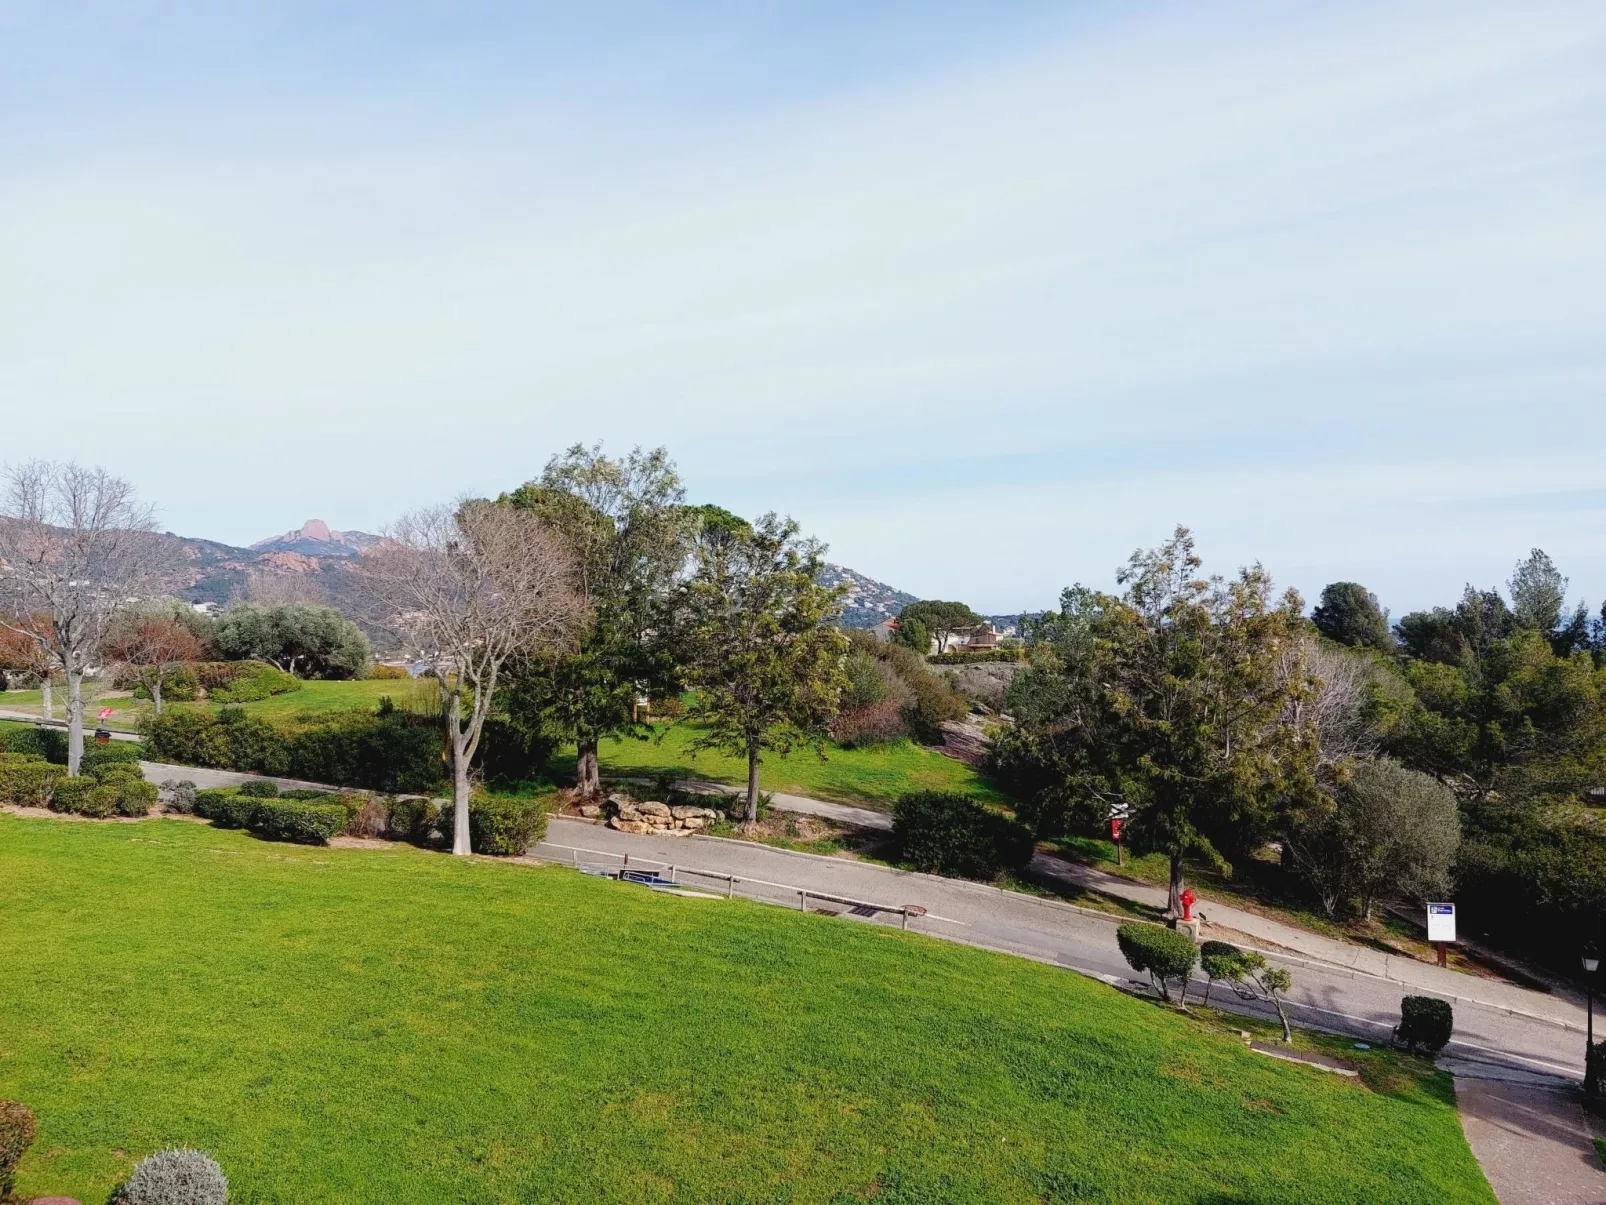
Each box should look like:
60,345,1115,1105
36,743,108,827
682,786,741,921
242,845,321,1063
360,500,583,855
102,604,208,715
0,461,164,773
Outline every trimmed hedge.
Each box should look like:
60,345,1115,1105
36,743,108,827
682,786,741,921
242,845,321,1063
390,796,442,844
80,785,120,819
193,788,259,829
113,778,160,817
47,777,96,814
237,778,279,798
0,754,65,807
892,790,1033,881
144,702,444,794
1397,995,1453,1054
250,798,349,845
1117,922,1200,1004
468,793,547,856
0,725,57,760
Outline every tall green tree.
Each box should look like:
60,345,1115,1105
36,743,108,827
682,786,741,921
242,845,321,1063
897,599,985,653
677,513,848,825
1509,548,1568,634
214,603,371,679
500,445,694,796
1311,582,1393,652
1002,528,1319,913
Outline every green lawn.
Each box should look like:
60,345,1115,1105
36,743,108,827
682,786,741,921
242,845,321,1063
0,814,1492,1204
563,721,1007,808
1,680,424,726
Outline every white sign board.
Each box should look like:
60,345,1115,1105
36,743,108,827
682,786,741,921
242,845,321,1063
1426,902,1456,944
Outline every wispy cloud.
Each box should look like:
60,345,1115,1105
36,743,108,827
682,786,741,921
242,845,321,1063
1,2,1602,614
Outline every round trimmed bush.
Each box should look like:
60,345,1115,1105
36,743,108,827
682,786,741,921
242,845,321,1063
161,779,199,814
117,1147,228,1205
236,778,279,799
1397,995,1453,1054
93,761,145,787
248,798,349,845
80,784,120,819
115,778,161,817
468,793,547,855
48,776,97,814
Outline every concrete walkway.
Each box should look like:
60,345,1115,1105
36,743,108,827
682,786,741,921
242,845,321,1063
1456,1078,1606,1204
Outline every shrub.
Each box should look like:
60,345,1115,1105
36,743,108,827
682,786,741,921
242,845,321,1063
143,710,232,767
236,778,279,798
116,1147,228,1205
249,798,349,845
0,725,52,759
161,779,198,814
81,741,143,772
92,761,145,786
892,790,1033,881
1116,922,1200,1004
830,699,909,748
0,1100,36,1204
927,650,1024,665
209,663,302,704
48,776,97,814
80,784,120,818
389,796,442,843
1397,995,1453,1054
344,794,391,838
194,788,258,829
468,792,548,855
368,663,411,680
114,778,160,817
0,755,65,807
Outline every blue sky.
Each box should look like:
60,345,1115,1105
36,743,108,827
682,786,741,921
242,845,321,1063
2,2,1604,618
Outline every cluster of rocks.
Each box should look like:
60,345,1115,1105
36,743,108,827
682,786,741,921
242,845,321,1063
576,794,722,836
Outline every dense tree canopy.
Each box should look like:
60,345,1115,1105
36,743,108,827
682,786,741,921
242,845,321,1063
499,445,694,796
1311,582,1393,652
896,599,985,653
213,603,371,679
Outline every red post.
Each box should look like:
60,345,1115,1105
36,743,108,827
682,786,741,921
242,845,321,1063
1180,887,1197,923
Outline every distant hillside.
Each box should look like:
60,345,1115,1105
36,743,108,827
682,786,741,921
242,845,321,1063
820,563,918,629
250,519,380,558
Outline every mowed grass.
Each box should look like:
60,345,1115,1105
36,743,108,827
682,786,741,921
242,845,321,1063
560,721,1007,809
0,815,1492,1204
1,680,424,725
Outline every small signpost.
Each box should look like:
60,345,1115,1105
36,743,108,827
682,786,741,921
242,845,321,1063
1109,803,1130,866
1427,902,1456,967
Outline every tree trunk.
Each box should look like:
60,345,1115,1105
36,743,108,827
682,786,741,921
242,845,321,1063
151,672,164,717
1167,849,1185,917
41,675,53,721
446,689,472,856
744,741,761,828
576,735,601,798
1274,997,1292,1044
66,667,85,777
1362,896,1373,922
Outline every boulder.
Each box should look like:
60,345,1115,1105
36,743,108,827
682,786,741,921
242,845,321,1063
637,801,672,817
577,804,603,819
671,805,718,820
610,818,651,835
680,816,708,830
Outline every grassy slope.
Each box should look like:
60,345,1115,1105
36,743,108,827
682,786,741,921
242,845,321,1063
562,721,1005,809
0,815,1490,1205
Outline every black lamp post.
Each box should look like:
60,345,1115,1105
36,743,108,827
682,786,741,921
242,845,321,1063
1585,952,1600,1097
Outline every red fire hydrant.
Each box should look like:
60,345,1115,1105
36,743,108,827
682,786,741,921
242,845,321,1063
1179,887,1197,922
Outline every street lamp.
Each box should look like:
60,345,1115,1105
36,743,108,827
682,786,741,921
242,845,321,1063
1585,952,1600,1097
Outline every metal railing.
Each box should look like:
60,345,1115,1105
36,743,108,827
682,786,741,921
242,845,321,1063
531,839,924,930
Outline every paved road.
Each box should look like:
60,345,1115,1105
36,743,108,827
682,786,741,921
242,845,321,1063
536,817,1589,1083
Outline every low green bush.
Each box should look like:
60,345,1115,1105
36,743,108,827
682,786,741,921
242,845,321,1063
468,792,547,856
0,1099,36,1204
210,663,302,703
0,754,65,806
193,788,259,829
237,778,280,798
927,650,1023,665
368,663,412,680
0,725,54,759
389,796,442,843
114,778,160,817
250,798,349,845
80,785,120,819
91,760,144,786
1116,922,1200,1004
47,777,96,814
1397,995,1453,1054
81,741,143,772
892,790,1032,881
